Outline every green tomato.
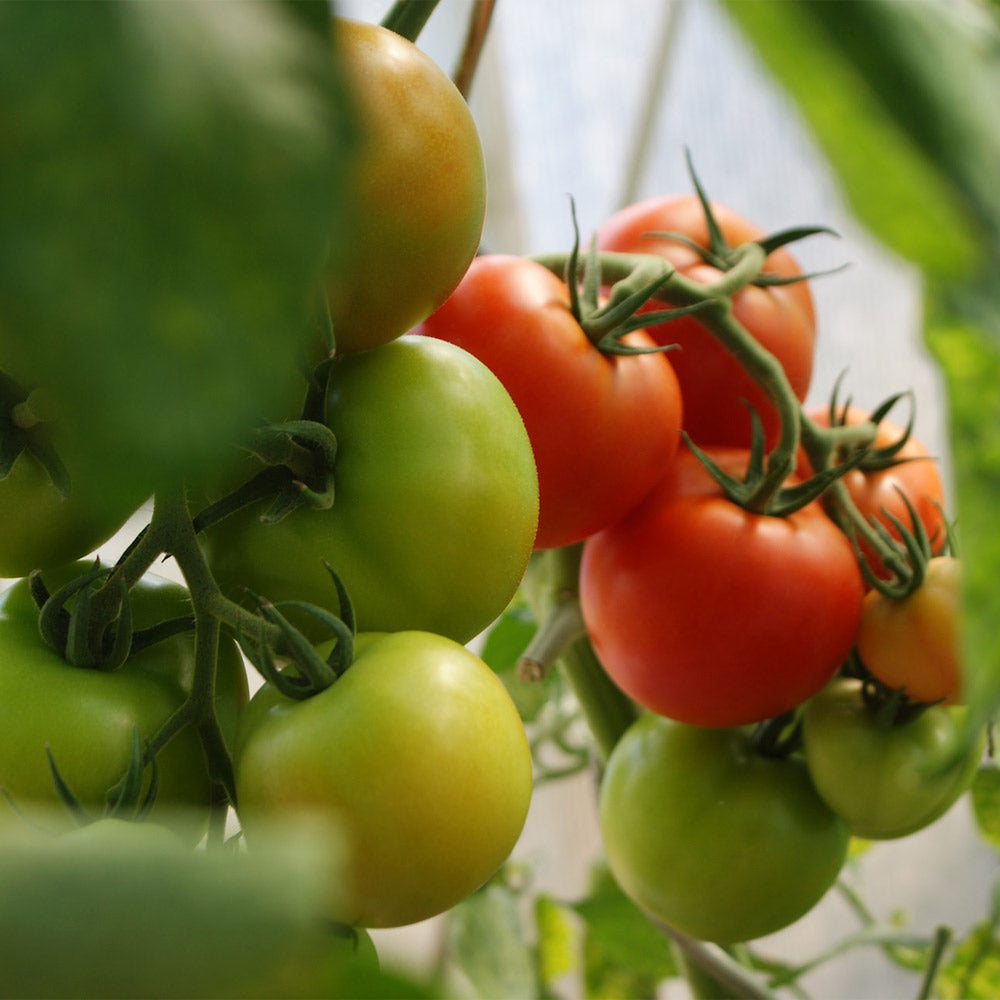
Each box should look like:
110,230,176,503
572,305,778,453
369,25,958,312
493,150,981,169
599,713,849,944
0,564,248,834
0,817,379,999
201,335,539,644
0,431,147,579
801,677,984,840
235,631,533,929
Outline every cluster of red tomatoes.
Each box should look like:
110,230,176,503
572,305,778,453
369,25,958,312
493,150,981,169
417,189,981,944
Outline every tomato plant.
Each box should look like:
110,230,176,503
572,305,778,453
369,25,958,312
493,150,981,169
200,335,538,643
579,444,864,726
324,18,486,354
0,565,248,834
801,677,983,840
235,630,533,929
595,193,816,449
413,254,683,550
599,713,849,944
855,555,963,704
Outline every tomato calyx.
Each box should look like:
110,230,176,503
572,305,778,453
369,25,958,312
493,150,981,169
29,563,195,673
654,151,841,292
0,370,69,498
49,727,160,827
557,200,714,357
684,411,867,516
236,564,356,701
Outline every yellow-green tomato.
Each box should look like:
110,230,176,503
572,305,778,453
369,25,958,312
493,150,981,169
201,335,539,645
599,713,849,944
235,631,533,928
325,19,486,353
0,564,248,835
801,677,983,840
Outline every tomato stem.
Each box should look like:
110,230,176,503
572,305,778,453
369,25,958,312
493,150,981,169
521,546,638,762
380,0,440,43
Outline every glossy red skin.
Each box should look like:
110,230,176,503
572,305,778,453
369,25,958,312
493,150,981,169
596,195,815,449
580,445,864,726
799,405,947,579
414,255,683,550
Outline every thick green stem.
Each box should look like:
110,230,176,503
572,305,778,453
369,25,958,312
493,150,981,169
137,488,242,804
664,929,777,1000
380,0,439,42
522,546,638,762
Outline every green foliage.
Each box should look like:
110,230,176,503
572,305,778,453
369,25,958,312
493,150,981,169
971,764,1000,851
0,0,357,500
445,877,538,1000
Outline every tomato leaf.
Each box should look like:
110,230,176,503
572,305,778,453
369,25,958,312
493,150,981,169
720,0,987,278
570,864,679,995
445,879,539,1000
534,894,580,990
970,765,1000,852
0,1,357,499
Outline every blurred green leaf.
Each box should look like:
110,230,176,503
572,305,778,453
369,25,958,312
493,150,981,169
0,0,357,499
721,0,987,278
571,865,678,998
971,765,1000,851
937,876,1000,999
535,894,580,990
446,879,539,1000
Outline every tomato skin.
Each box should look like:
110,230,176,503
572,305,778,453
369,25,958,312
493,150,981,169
856,555,962,704
413,254,683,550
235,631,533,929
596,195,815,449
599,714,849,944
580,445,864,726
202,335,538,644
800,405,947,578
325,19,485,354
801,677,983,839
0,564,248,834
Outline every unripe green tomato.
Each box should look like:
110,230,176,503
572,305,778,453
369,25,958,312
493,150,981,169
599,713,849,944
325,18,486,353
235,631,533,929
0,564,248,837
201,335,539,644
801,677,983,840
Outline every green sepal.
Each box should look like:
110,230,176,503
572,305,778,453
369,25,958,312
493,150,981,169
0,371,70,497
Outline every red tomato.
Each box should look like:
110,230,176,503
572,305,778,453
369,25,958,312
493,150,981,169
413,255,683,550
580,444,864,727
799,405,947,579
596,195,815,449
